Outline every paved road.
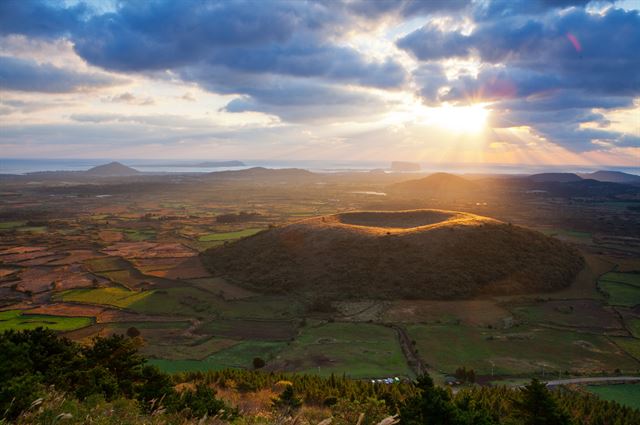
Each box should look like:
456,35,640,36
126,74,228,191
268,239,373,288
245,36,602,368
545,376,640,387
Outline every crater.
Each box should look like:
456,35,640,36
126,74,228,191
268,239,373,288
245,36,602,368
336,210,457,229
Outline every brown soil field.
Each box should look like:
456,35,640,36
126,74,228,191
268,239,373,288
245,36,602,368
99,230,124,242
133,256,210,279
384,299,512,326
614,257,640,272
26,302,107,317
48,250,104,265
13,267,61,293
103,242,195,259
197,319,299,341
16,254,68,266
0,268,18,278
0,249,56,264
204,209,584,300
0,246,49,256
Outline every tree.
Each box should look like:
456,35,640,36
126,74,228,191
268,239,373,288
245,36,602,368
177,384,233,419
135,365,177,413
253,357,266,369
512,379,570,425
399,374,461,425
272,384,302,414
81,334,145,397
126,326,141,338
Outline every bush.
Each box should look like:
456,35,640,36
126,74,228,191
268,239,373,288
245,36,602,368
331,397,389,425
253,357,266,369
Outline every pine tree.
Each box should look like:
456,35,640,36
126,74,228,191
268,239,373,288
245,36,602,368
513,379,570,425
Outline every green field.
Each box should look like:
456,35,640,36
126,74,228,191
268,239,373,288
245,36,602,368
540,228,592,242
600,272,640,288
198,228,264,242
58,287,154,308
628,318,640,338
131,286,224,316
149,341,287,373
85,257,129,272
141,337,239,361
15,226,47,234
407,324,639,376
587,384,640,409
274,322,412,379
119,228,156,241
611,337,640,360
0,310,93,332
0,221,26,230
599,281,640,307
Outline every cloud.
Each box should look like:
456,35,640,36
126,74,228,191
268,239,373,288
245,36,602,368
178,65,394,122
0,55,126,92
347,0,471,19
70,1,407,89
0,0,87,38
399,5,640,152
399,7,640,94
103,92,155,105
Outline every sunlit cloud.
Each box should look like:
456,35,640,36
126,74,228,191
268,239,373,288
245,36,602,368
0,0,637,166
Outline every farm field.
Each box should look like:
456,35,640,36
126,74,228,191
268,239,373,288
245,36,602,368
198,228,264,242
0,168,638,411
598,281,640,307
149,341,288,373
0,310,93,332
270,322,413,379
587,384,640,409
406,323,638,376
57,287,155,308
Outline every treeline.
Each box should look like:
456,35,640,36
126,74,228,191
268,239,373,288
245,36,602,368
1,328,639,424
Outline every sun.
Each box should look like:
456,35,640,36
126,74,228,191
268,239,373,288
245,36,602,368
432,104,489,133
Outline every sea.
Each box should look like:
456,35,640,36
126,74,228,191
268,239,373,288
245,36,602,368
0,158,638,176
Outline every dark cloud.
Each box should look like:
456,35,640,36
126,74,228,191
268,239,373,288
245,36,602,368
347,0,471,19
69,0,406,88
399,7,640,94
0,56,125,92
0,0,87,38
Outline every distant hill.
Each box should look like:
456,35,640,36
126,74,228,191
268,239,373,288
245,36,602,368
391,161,421,172
85,162,140,177
208,167,316,181
203,209,583,300
538,179,640,198
388,172,477,198
527,173,582,183
578,170,640,184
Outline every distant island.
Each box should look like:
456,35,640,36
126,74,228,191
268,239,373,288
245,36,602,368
85,161,141,176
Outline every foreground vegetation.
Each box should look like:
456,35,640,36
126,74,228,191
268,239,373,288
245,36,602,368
1,328,639,424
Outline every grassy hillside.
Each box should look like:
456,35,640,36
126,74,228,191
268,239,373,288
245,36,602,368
203,210,584,300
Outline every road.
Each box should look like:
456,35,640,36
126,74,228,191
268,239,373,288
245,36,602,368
390,324,426,376
545,376,640,387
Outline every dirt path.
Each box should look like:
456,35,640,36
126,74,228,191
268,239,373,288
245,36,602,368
545,376,640,387
390,324,425,376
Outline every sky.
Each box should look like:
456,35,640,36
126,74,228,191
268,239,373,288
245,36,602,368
0,0,639,167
